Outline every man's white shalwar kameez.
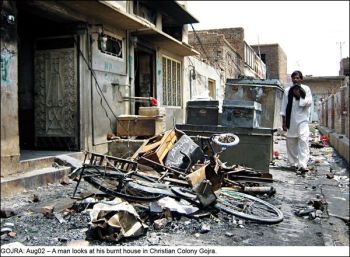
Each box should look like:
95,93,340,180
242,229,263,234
280,84,313,169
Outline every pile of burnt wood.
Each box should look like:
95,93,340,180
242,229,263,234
68,128,280,241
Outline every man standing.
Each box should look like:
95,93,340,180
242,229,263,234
280,70,313,174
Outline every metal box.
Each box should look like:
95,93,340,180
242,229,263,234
176,124,274,173
222,100,262,128
186,100,219,126
225,79,284,129
164,134,204,170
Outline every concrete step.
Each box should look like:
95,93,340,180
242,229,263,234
18,151,84,173
1,152,84,198
1,166,72,198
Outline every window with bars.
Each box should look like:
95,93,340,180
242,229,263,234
162,56,182,106
98,35,123,58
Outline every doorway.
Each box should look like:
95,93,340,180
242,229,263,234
17,4,80,154
208,78,216,99
34,37,79,150
134,46,155,114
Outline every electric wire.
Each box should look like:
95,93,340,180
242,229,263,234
190,24,212,63
190,24,222,78
74,39,116,133
190,24,242,76
75,35,161,139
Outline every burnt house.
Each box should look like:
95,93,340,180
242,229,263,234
188,27,266,81
1,0,199,176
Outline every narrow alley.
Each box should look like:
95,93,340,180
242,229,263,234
1,1,349,256
1,126,348,255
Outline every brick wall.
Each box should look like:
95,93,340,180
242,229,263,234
188,31,242,79
334,91,342,134
277,46,288,85
344,86,349,138
339,57,349,76
319,84,349,164
303,76,347,123
204,28,245,60
189,28,245,59
303,77,345,96
320,100,326,126
327,95,335,130
251,44,287,86
321,85,349,138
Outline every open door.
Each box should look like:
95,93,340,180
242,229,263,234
33,37,79,150
134,46,155,114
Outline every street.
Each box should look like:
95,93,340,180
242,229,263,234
1,126,348,250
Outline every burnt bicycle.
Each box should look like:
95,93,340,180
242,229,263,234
70,132,283,224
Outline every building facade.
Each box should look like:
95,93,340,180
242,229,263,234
302,76,348,122
188,27,266,80
188,31,243,84
183,56,222,108
1,0,199,176
251,44,288,86
339,57,349,76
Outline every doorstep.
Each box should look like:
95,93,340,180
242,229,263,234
1,166,71,198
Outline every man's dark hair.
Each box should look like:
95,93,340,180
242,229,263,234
291,70,303,79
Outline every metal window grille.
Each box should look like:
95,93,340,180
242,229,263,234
98,35,123,58
162,56,182,106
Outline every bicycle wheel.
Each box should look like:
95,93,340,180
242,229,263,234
83,173,163,202
215,187,283,224
212,133,239,147
170,186,200,206
125,180,176,198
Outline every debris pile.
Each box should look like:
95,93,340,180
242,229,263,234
1,126,348,246
66,128,282,241
294,194,327,222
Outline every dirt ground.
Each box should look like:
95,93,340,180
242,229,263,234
1,128,349,249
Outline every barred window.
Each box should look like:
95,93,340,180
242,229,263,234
98,35,123,58
162,56,182,106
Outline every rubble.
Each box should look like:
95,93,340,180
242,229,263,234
1,227,13,234
153,218,168,230
54,213,66,224
59,176,71,185
225,232,234,237
0,126,348,247
157,197,199,215
0,208,17,218
88,198,148,241
41,205,55,218
32,194,40,203
62,129,287,240
57,237,68,243
8,232,17,238
308,195,327,210
200,224,211,233
3,222,14,228
294,208,315,217
326,172,334,179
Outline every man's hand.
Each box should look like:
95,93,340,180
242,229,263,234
282,116,287,131
293,86,301,98
282,123,287,131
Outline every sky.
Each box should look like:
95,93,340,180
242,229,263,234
187,1,349,76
